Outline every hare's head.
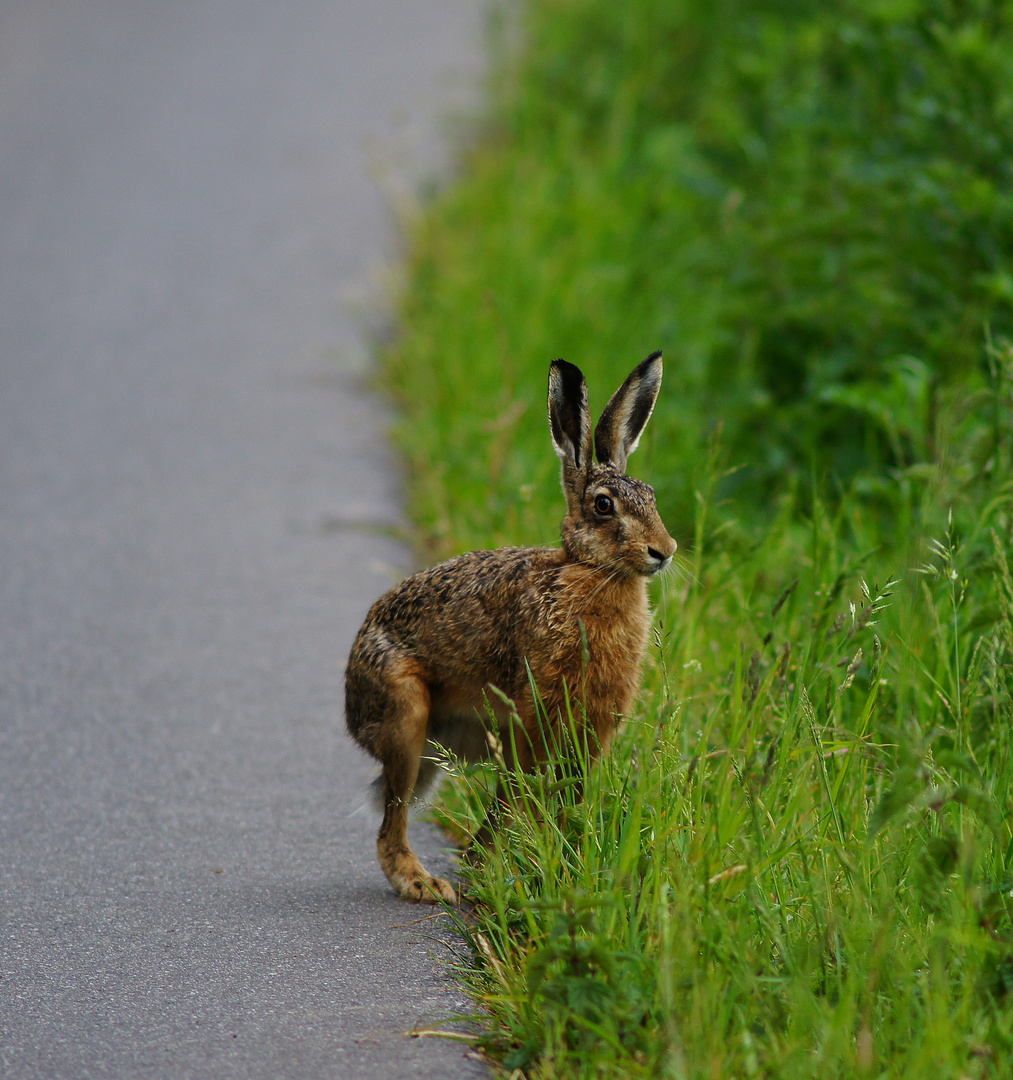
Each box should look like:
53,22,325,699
548,352,677,577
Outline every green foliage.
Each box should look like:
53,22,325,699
386,0,1013,552
382,0,1013,1074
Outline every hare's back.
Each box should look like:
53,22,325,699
362,545,560,674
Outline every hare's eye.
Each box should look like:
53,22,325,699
594,494,614,515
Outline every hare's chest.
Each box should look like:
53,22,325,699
586,600,650,677
536,577,650,676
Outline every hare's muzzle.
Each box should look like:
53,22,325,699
646,532,677,574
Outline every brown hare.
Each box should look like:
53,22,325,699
345,352,676,903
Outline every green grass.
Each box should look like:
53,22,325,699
427,382,1013,1076
380,0,1013,1074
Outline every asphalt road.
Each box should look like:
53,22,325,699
0,4,488,1077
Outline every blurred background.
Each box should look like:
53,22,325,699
386,0,1013,556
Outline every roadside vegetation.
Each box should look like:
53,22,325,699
383,0,1013,1075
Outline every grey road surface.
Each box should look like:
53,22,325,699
0,3,488,1078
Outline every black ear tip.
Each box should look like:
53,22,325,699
549,358,587,395
637,350,663,382
641,349,662,369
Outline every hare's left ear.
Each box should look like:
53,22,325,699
594,351,663,472
548,359,592,506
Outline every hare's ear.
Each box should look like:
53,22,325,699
594,351,663,473
548,359,592,501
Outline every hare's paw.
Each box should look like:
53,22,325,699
398,873,457,905
381,848,457,905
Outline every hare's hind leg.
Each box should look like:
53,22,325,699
376,663,456,904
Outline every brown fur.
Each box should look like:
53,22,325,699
344,353,676,903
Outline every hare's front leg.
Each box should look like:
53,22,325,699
376,667,456,904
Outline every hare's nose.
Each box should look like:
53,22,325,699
647,546,667,563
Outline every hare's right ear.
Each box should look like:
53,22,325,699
594,350,663,473
548,359,592,506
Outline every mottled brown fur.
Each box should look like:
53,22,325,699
344,353,676,903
